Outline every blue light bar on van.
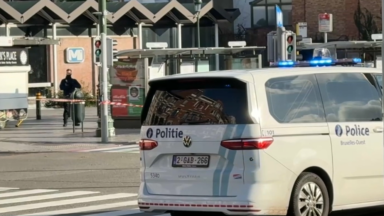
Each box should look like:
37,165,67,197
269,58,362,68
309,59,333,65
277,61,295,67
353,58,362,63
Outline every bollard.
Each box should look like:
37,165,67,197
71,89,85,133
36,92,41,120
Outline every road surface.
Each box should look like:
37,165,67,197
0,152,383,216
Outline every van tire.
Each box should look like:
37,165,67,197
288,172,330,216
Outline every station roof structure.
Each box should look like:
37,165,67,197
116,46,266,58
297,41,383,50
0,0,240,25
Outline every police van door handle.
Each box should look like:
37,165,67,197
373,127,383,133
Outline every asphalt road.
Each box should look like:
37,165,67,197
0,152,383,216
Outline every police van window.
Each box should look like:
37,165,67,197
141,78,253,125
316,73,382,122
374,74,382,90
265,75,326,123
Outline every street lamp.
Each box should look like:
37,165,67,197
194,0,202,72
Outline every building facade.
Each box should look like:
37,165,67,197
0,0,239,98
235,0,381,46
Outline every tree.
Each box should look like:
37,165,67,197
354,0,380,40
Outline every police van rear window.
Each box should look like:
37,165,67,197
142,78,253,125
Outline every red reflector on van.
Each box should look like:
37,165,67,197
221,138,273,150
139,139,158,150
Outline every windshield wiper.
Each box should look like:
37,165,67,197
180,120,210,125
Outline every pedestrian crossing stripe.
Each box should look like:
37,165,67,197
0,187,169,216
0,191,100,205
18,201,138,216
0,187,17,192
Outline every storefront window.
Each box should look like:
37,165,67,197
26,46,49,97
251,0,292,27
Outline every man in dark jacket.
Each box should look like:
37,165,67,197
60,69,81,127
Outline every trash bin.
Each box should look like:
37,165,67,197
70,89,85,125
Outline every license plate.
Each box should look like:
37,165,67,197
172,155,210,168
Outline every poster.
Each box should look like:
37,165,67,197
111,88,128,117
128,86,140,101
110,58,145,87
111,86,145,118
110,58,145,117
128,87,145,117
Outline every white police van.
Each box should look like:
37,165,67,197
138,56,384,216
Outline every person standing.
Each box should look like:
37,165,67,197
59,69,81,127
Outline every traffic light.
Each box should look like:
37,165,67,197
106,38,118,66
93,37,101,64
286,35,294,54
283,31,296,61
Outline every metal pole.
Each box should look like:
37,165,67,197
177,24,182,74
195,12,200,72
52,23,58,95
324,32,328,43
98,0,110,142
101,33,108,143
138,23,143,49
35,92,41,120
258,54,262,69
214,23,219,70
144,58,149,96
98,0,107,34
177,24,182,48
197,12,200,48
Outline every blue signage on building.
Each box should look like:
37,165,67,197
66,47,85,64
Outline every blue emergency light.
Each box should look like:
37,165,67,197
309,59,333,65
270,58,362,68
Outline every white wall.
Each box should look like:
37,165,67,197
233,0,252,32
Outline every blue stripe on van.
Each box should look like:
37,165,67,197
212,147,227,196
212,125,236,196
220,125,246,196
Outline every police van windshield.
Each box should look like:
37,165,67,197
141,78,253,125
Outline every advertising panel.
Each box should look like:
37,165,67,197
111,88,128,117
110,58,145,118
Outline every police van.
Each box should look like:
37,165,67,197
138,55,384,216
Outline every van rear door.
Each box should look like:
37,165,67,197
140,77,257,197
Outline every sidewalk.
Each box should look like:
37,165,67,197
0,107,141,152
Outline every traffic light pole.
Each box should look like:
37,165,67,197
277,26,284,61
98,0,107,34
100,32,109,143
97,0,115,142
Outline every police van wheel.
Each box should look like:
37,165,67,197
288,172,330,216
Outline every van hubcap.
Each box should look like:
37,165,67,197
298,182,324,216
